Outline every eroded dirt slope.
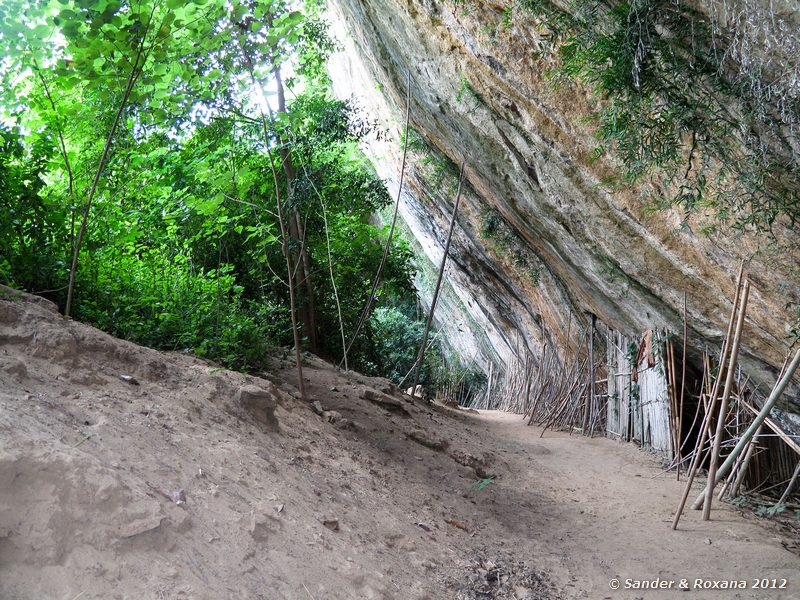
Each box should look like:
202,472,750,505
1,287,798,600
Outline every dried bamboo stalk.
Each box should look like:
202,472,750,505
690,347,800,511
671,264,744,529
702,279,750,519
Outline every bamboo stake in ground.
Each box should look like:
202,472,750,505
702,279,750,519
411,163,465,396
583,316,594,435
689,347,800,511
666,335,680,461
730,423,762,497
777,460,800,507
671,264,744,529
589,314,598,435
343,72,413,369
677,291,687,480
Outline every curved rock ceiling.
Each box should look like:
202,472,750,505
327,0,800,423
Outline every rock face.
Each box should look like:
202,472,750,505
235,384,279,430
327,0,800,422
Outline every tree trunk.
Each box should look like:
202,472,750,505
272,64,318,353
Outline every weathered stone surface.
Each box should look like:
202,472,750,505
328,0,800,426
360,388,410,415
236,384,278,429
407,429,449,452
1,357,28,380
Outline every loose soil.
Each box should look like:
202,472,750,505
1,287,798,599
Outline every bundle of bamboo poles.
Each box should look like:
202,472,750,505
468,353,530,412
523,319,605,436
524,343,587,433
433,359,486,407
672,265,800,528
469,317,606,437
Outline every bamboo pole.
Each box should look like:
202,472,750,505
583,317,593,434
411,163,465,395
702,279,750,518
524,351,533,414
730,423,763,497
717,437,748,500
671,265,744,529
677,291,687,480
777,460,800,506
740,399,800,455
343,72,413,367
589,314,597,436
689,347,800,511
667,335,680,462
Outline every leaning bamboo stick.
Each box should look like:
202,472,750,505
689,347,800,511
411,164,465,395
740,400,800,456
777,460,800,506
677,291,687,480
702,279,750,518
730,423,763,498
671,264,744,529
717,439,748,500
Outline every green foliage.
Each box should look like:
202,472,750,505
501,7,514,30
754,503,787,518
401,126,428,154
595,253,623,284
471,476,495,491
362,306,425,383
0,125,68,295
455,73,482,113
480,207,541,285
77,253,276,371
0,0,484,398
428,353,487,406
402,127,460,194
625,341,639,367
518,0,800,239
452,0,478,16
788,303,800,348
478,24,498,46
0,0,421,379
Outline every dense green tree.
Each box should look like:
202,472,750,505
0,0,425,378
0,0,481,402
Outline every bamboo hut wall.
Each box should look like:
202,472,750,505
605,329,674,458
606,331,629,439
745,434,800,499
637,350,673,455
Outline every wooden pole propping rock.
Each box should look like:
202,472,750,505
690,347,800,510
701,279,750,518
411,163,465,395
671,263,744,530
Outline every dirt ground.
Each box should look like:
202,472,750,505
1,286,799,600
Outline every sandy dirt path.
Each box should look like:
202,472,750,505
1,287,798,599
471,411,800,599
